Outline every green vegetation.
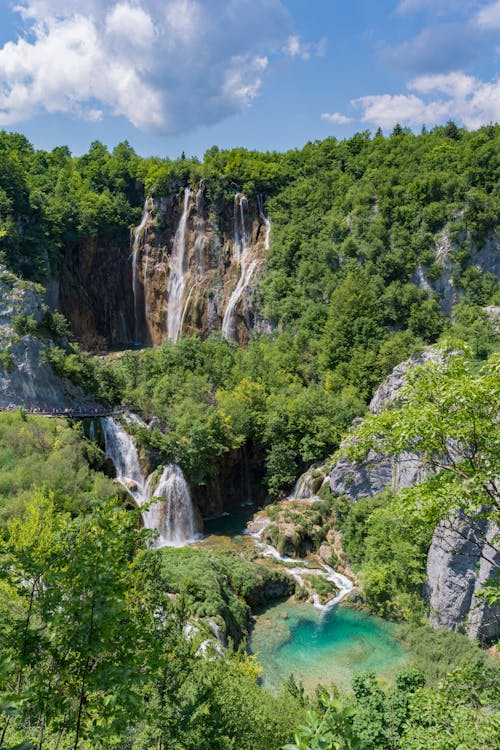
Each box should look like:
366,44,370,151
156,547,294,644
285,661,499,750
0,124,499,748
0,412,117,524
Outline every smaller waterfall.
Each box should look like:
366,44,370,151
233,193,242,264
102,417,200,547
222,193,260,340
257,195,271,250
132,199,152,344
148,464,199,547
247,517,354,611
167,187,192,343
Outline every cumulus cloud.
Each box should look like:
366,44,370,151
352,72,500,129
321,112,352,125
0,0,307,134
284,34,327,60
475,0,500,28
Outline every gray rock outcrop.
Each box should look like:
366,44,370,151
0,267,98,410
413,231,500,315
328,349,500,641
426,515,500,643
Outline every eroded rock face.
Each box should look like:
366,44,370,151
426,516,500,643
328,349,500,641
413,231,500,315
57,187,272,348
0,268,98,409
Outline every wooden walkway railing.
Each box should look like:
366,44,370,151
0,406,124,419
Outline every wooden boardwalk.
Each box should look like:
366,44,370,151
0,406,124,419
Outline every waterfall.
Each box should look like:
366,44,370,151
257,195,271,250
131,199,152,344
233,193,242,264
167,187,192,342
102,417,200,547
247,518,354,611
222,193,260,340
148,464,199,547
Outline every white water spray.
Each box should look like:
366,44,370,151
102,417,200,547
132,199,152,343
222,193,260,339
167,188,192,342
247,518,354,611
257,195,271,250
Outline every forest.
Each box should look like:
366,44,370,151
0,124,499,748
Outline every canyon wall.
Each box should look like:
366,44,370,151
328,349,500,642
56,187,271,349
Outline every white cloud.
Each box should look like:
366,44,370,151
321,112,352,125
475,0,500,28
105,3,155,48
284,34,326,61
0,0,307,134
352,72,500,129
411,71,478,97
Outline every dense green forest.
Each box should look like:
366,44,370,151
0,125,499,748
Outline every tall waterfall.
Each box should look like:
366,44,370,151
102,417,200,547
132,199,152,344
167,187,192,342
257,195,271,250
222,193,259,339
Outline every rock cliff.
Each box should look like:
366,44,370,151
328,349,500,641
0,267,98,409
426,515,500,643
56,187,271,348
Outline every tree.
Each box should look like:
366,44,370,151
344,349,499,601
0,491,166,749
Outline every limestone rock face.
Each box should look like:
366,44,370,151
0,267,98,409
57,187,272,348
413,231,500,315
426,516,500,643
369,348,439,415
328,349,500,641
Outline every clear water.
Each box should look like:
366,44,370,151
250,600,407,692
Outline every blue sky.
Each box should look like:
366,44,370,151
0,0,498,157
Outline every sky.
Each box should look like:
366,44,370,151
0,0,498,157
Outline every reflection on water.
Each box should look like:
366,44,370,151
250,600,407,692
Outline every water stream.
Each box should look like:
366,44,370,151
131,199,152,344
167,187,192,342
222,194,260,339
102,416,200,547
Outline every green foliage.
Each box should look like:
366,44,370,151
345,350,500,528
0,412,117,525
402,661,500,749
155,547,293,644
110,335,364,492
337,493,432,621
397,622,490,685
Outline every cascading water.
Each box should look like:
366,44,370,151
167,187,192,342
257,195,271,250
222,193,260,339
132,198,152,344
247,518,354,611
149,464,199,547
102,417,200,547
